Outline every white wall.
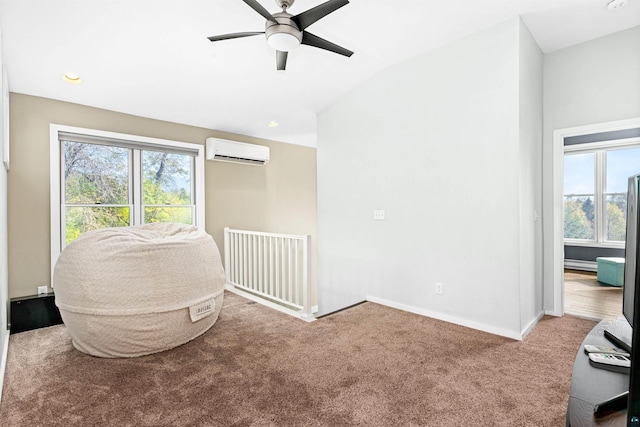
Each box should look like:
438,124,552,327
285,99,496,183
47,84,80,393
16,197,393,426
0,101,6,398
542,26,640,314
0,24,9,398
518,22,544,335
317,18,542,339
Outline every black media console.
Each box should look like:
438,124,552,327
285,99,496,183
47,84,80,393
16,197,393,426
9,293,63,334
567,319,630,426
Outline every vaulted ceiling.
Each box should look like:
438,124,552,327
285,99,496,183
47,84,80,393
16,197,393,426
0,0,638,146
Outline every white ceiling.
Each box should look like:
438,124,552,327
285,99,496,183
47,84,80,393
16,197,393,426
0,0,638,147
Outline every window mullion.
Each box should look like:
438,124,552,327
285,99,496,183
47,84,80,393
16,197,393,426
191,156,197,225
595,151,606,243
132,149,142,225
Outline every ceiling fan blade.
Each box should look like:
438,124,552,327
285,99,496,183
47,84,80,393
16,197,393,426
292,0,349,30
301,31,353,57
243,0,278,24
276,51,288,71
207,32,264,42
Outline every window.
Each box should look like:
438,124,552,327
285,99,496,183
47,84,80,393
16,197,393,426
564,153,595,240
564,142,640,246
63,142,132,242
51,125,205,280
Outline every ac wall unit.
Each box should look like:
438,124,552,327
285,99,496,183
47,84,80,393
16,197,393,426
205,138,269,165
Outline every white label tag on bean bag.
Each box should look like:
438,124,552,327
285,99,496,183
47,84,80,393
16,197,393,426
189,298,215,322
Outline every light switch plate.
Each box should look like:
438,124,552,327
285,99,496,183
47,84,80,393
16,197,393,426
373,210,386,220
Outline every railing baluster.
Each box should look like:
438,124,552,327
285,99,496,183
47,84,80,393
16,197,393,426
273,237,280,298
246,233,251,290
264,235,268,294
242,233,247,287
257,235,262,294
288,239,293,304
294,239,299,306
248,233,251,288
302,234,311,319
224,228,312,320
269,236,273,298
253,235,257,292
233,232,237,285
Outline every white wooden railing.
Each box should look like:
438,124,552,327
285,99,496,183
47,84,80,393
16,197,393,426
223,227,314,321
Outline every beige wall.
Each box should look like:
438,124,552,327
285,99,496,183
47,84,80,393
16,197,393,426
8,93,317,299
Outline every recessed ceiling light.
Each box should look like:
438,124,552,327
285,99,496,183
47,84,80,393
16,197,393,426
63,73,82,84
607,0,628,10
268,121,279,128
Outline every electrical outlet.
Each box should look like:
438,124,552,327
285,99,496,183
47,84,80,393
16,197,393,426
435,283,443,295
37,286,48,295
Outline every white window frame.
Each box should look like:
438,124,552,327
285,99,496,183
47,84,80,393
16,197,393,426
564,137,640,248
50,124,205,285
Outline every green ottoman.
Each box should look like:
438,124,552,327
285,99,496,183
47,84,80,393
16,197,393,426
596,257,625,287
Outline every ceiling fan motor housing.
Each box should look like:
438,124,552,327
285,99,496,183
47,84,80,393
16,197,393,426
275,0,295,10
265,12,302,51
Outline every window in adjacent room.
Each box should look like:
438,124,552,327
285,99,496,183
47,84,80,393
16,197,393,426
50,125,205,276
564,142,640,246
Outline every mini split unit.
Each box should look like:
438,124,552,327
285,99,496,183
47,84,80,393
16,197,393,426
205,138,270,165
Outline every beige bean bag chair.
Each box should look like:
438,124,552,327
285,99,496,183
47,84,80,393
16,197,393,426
54,223,225,358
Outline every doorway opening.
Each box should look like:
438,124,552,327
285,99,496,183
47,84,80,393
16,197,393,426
551,118,640,318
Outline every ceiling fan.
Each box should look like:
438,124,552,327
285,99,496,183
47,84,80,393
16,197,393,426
208,0,353,70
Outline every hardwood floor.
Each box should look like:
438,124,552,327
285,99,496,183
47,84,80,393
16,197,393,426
564,269,623,321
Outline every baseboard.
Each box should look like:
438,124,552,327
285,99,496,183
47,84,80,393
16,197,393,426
520,311,544,339
224,284,317,322
564,259,597,272
0,330,9,405
365,295,524,341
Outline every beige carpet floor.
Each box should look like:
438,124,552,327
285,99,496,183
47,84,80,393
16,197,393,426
0,292,596,426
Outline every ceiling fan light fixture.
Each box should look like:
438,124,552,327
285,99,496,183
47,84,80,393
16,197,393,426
266,31,301,51
265,11,302,52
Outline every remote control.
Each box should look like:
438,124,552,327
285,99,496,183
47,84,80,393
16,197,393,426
589,352,631,368
604,329,632,354
584,344,630,357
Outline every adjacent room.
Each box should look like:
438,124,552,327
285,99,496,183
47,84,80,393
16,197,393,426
0,0,638,425
563,130,640,321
